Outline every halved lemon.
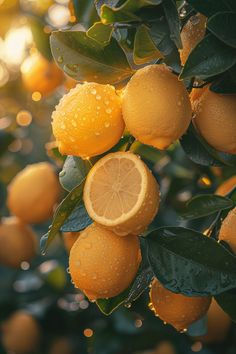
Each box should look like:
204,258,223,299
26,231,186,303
83,151,160,236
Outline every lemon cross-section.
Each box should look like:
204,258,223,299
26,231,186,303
83,151,160,236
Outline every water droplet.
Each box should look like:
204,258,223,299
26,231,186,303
96,95,101,100
59,170,66,177
105,100,110,105
106,108,112,114
95,132,100,136
91,88,97,95
124,302,131,308
72,120,77,127
61,123,66,129
105,122,110,128
57,56,63,63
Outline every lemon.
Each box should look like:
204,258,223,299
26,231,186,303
21,52,63,96
2,312,40,354
52,82,125,158
219,207,236,253
149,278,211,332
0,217,37,268
7,162,61,224
122,64,192,150
83,151,160,236
69,223,141,300
193,89,236,154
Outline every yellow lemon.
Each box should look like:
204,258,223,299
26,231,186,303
83,151,160,236
69,223,141,300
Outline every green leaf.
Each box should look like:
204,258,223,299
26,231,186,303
207,12,236,49
125,240,154,304
210,65,236,94
149,18,181,72
50,30,133,84
162,0,182,48
180,34,236,80
86,22,113,45
72,0,99,28
96,288,130,315
133,24,163,64
146,227,236,296
181,194,234,220
60,203,92,232
180,124,236,167
59,156,92,192
215,290,236,323
40,180,85,253
187,0,229,17
100,5,141,24
28,17,52,61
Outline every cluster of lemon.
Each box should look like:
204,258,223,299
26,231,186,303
0,162,61,268
51,53,236,332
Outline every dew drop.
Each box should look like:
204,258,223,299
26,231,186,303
57,56,63,63
59,170,66,177
104,122,110,128
106,108,112,114
95,132,100,136
96,95,101,100
91,88,97,95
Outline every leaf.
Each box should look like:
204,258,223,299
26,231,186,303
96,288,130,315
133,24,163,64
72,0,99,28
215,290,236,323
59,156,92,192
181,194,234,220
60,203,92,232
28,17,52,61
187,0,229,17
100,6,141,24
86,22,113,46
50,30,133,84
125,240,154,304
149,18,181,72
146,227,236,296
40,180,85,253
162,0,182,48
180,124,236,167
180,34,236,80
207,12,236,49
210,65,236,94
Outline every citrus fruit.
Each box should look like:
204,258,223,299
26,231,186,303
52,82,125,158
180,14,206,65
219,207,236,253
196,299,231,343
69,223,141,300
193,89,236,154
7,162,61,224
83,151,160,236
149,278,211,332
63,232,80,253
21,52,63,96
0,217,37,268
2,311,40,354
122,64,192,150
215,176,236,196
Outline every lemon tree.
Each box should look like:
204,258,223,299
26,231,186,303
35,0,236,337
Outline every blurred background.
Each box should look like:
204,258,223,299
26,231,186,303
0,1,235,354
